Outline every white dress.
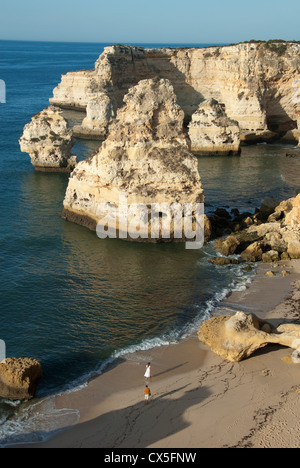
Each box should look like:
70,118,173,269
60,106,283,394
144,365,151,378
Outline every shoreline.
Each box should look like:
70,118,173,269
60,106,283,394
13,258,300,448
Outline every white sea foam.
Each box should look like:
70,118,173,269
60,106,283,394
0,258,256,447
0,397,80,448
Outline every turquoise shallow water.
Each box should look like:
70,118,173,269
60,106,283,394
0,40,299,444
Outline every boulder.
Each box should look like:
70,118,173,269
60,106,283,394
262,250,280,263
214,235,240,256
214,229,264,257
287,239,300,259
240,241,264,262
198,312,300,362
266,270,275,276
0,358,42,400
209,257,240,266
204,215,213,243
259,198,280,221
285,194,300,228
263,231,287,253
19,106,77,172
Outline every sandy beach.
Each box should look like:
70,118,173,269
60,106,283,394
16,259,300,449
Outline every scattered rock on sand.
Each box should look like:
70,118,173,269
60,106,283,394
198,312,300,363
266,271,275,277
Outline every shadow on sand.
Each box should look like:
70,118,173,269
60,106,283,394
5,383,211,448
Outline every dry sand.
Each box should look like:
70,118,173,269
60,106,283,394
18,260,300,448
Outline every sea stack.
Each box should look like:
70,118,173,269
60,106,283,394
188,99,241,155
50,43,300,146
19,106,77,172
62,78,204,243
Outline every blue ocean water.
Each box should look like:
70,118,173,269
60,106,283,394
0,40,299,445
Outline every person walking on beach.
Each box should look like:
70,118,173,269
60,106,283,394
144,385,151,404
144,362,151,380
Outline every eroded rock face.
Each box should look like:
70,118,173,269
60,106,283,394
19,106,77,172
286,194,300,228
0,358,42,400
188,99,241,155
73,92,116,140
198,312,300,362
49,70,101,110
62,78,204,243
50,43,300,144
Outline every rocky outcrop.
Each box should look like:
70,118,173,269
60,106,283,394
188,99,241,155
19,106,77,172
198,312,300,362
213,196,300,262
50,42,300,145
0,358,42,400
50,70,101,110
62,78,204,243
73,92,116,140
286,194,300,228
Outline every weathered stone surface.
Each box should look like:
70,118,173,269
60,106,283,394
213,194,300,263
209,257,240,266
188,99,241,155
50,70,101,110
50,42,300,144
62,78,204,243
19,106,77,172
240,241,264,262
204,215,213,243
0,358,42,400
198,312,300,362
214,236,241,256
286,194,300,228
259,198,280,221
287,239,300,259
73,92,116,139
263,232,287,253
262,250,280,263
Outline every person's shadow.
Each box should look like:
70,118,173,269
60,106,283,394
4,383,211,448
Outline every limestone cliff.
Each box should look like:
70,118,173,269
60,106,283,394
49,70,100,110
62,78,204,243
73,92,116,140
50,42,300,145
19,106,77,172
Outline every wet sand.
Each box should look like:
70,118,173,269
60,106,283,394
17,260,300,448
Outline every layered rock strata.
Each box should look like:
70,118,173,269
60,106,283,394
19,106,77,172
50,42,300,145
188,99,241,155
50,70,100,110
198,312,300,362
62,78,204,243
0,358,42,400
